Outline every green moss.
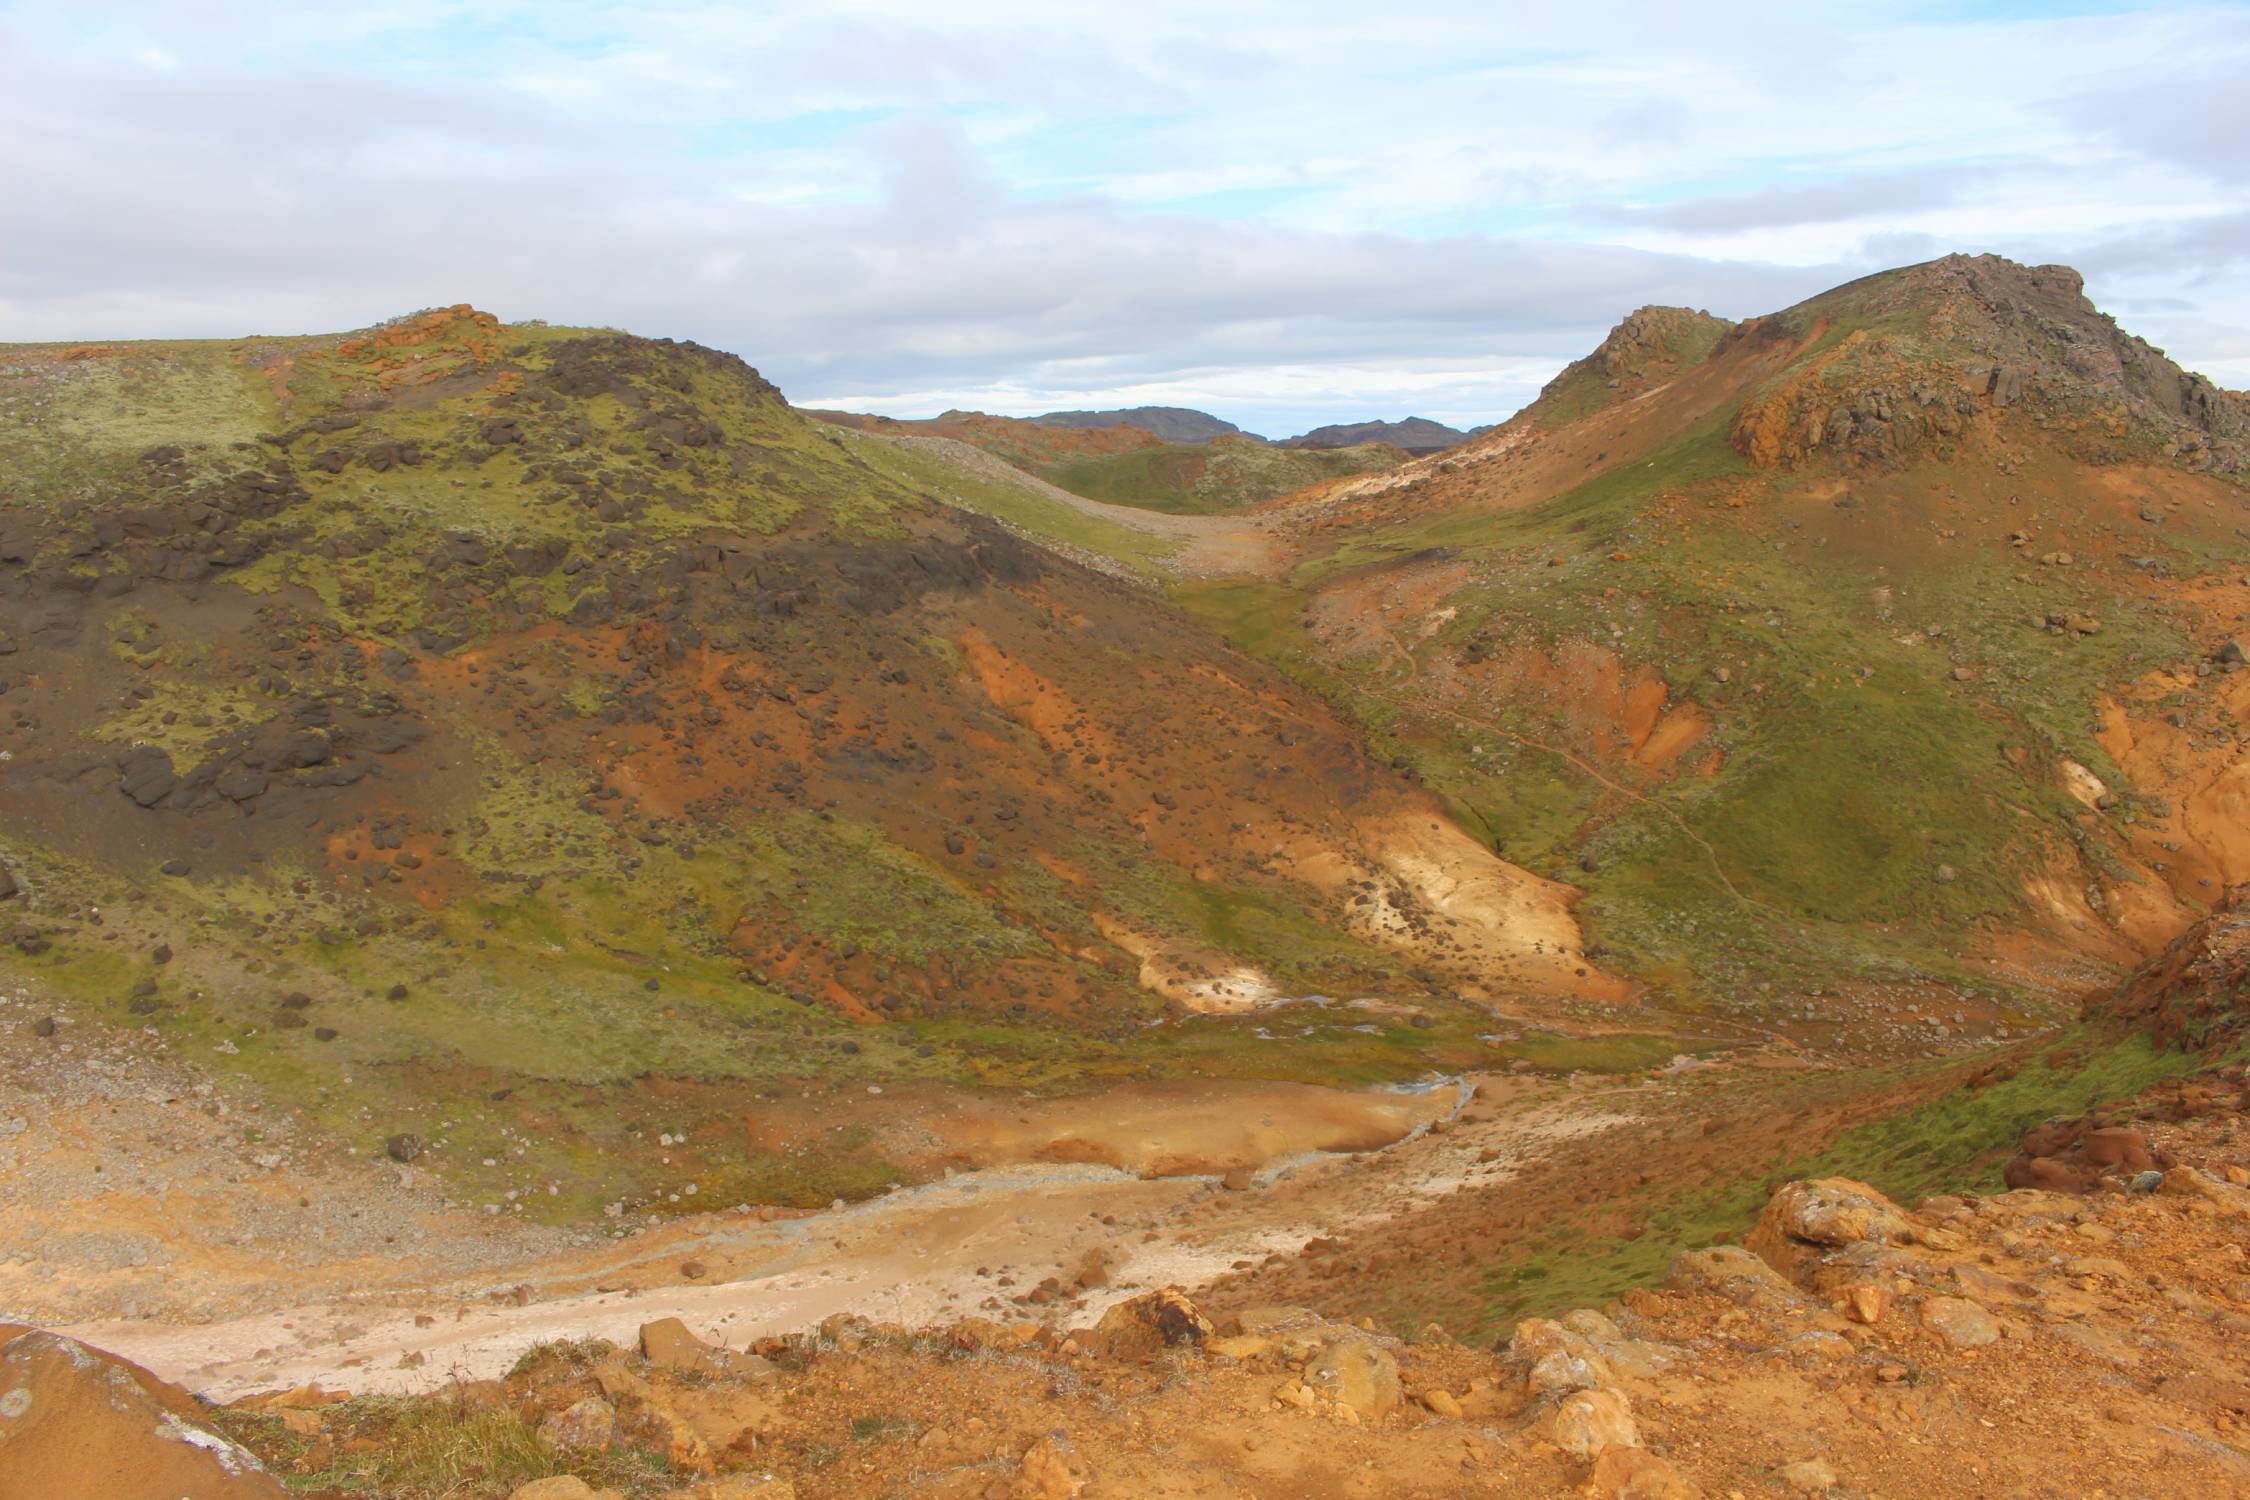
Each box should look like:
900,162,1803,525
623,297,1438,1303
0,339,280,509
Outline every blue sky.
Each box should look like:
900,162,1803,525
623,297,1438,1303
2,1,2246,436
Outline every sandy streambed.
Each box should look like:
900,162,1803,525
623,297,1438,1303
60,1073,1641,1401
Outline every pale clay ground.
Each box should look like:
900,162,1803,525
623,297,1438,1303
7,1006,1642,1401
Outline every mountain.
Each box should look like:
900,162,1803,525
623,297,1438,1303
0,305,1613,1218
1284,417,1471,453
1028,405,1256,444
1003,255,2250,1015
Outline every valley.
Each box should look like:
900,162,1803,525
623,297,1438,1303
5,254,2249,1498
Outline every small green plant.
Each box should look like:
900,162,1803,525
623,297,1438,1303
850,1412,921,1442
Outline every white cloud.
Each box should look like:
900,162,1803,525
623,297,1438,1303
1,1,2247,433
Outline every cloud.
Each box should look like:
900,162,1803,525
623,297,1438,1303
1581,167,1990,234
0,33,1839,430
2,1,2249,429
2045,11,2250,185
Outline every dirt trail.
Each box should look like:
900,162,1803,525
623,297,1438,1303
60,1074,1644,1401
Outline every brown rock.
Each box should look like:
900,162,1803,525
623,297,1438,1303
1547,1387,1637,1457
1842,1285,1891,1325
1504,1317,1615,1395
538,1394,616,1452
2158,1167,2250,1212
638,1397,714,1476
1664,1246,1803,1306
1015,1431,1093,1498
639,1317,723,1374
2083,1127,2157,1172
1306,1337,1400,1419
1090,1287,1213,1358
589,1355,652,1404
946,1317,1017,1352
1589,1445,1700,1499
1919,1296,1999,1349
1749,1179,1912,1263
0,1327,288,1499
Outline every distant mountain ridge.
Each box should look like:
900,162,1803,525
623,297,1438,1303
1026,406,1256,444
817,405,1493,455
1284,417,1473,453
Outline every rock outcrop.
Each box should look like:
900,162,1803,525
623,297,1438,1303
1733,254,2250,473
0,1325,284,1500
2083,896,2250,1052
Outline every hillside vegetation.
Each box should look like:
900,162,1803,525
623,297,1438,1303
975,257,2250,1020
0,309,1589,1220
13,262,2250,1500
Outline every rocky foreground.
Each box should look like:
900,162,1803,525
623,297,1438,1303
7,1061,2249,1499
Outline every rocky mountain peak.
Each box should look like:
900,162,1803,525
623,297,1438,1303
1728,253,2250,473
1890,257,2237,429
1590,305,1734,376
1527,304,1735,422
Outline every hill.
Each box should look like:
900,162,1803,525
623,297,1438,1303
1027,405,1254,443
1285,417,1471,454
994,256,2250,1022
0,307,1614,1222
797,406,1167,475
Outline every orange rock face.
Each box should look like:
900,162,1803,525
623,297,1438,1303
0,1328,286,1500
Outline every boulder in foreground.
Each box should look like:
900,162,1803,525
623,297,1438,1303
0,1324,285,1500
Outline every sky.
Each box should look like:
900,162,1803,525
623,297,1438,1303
2,2,2247,437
